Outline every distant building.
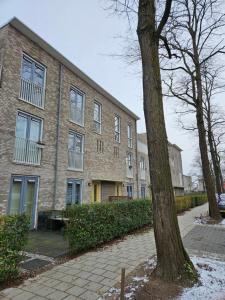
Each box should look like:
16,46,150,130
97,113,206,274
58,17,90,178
137,134,184,196
183,175,192,194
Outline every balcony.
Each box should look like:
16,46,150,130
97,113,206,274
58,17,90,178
13,137,42,165
68,150,83,171
19,78,44,108
126,164,133,178
140,169,146,180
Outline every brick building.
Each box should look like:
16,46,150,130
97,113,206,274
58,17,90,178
137,133,184,196
0,18,139,227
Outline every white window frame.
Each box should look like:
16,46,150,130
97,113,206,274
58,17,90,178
114,114,121,143
69,86,85,127
140,156,145,170
127,124,133,148
68,131,84,171
93,101,102,134
19,53,46,109
66,179,83,206
127,152,133,167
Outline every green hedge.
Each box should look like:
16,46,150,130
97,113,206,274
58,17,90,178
175,194,207,213
65,199,152,253
66,195,207,254
0,215,29,283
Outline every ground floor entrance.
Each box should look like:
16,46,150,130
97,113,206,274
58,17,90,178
92,180,123,203
8,175,39,228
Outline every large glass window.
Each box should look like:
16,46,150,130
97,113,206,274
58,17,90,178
127,124,133,148
70,88,85,126
94,101,101,133
14,112,42,165
21,55,45,87
20,55,45,108
66,179,82,205
68,131,84,170
114,115,121,143
127,185,133,198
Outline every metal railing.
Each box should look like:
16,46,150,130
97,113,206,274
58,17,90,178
68,150,83,170
13,137,42,165
140,169,146,180
19,78,44,108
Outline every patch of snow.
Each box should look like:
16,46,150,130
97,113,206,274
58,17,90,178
125,292,134,299
219,219,225,226
179,256,225,300
133,276,149,283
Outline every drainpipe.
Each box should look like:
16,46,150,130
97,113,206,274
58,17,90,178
135,120,139,199
53,63,63,209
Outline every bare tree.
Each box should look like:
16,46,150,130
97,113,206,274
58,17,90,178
163,0,225,220
202,62,225,194
110,0,197,283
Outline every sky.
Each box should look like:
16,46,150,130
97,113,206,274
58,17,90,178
0,0,200,174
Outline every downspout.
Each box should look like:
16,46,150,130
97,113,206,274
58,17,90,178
135,120,139,199
53,63,63,209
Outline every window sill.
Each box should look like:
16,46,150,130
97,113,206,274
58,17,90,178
69,119,85,128
12,160,41,167
67,167,84,172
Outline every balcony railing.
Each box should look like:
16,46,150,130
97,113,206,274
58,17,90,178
13,137,42,165
140,169,146,180
19,78,44,108
126,164,133,178
68,150,83,171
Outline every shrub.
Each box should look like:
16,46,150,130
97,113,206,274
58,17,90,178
66,195,207,254
65,199,152,253
0,215,29,283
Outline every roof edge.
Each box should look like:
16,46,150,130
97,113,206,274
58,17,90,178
2,17,139,120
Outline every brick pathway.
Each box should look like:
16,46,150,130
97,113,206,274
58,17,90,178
183,224,225,258
0,204,208,300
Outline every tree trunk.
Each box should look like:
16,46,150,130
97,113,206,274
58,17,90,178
208,129,223,195
137,0,197,284
192,40,221,220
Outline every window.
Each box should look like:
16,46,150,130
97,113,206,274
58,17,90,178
66,179,82,205
127,124,133,148
94,101,101,133
141,185,146,199
126,153,133,178
70,87,85,126
127,153,133,167
97,140,104,153
14,112,42,165
20,54,45,107
114,146,119,158
140,156,146,179
68,131,84,171
140,157,145,170
127,185,133,198
114,115,121,143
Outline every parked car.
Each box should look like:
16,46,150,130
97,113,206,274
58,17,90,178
216,193,225,216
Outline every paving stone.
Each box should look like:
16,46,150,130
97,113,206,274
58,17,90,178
88,274,105,284
73,278,89,288
29,286,55,297
13,291,34,300
78,271,91,279
3,288,23,298
42,278,61,288
103,270,118,280
46,290,68,300
60,275,75,283
85,281,103,292
79,290,100,300
91,268,106,276
67,286,86,297
54,282,73,292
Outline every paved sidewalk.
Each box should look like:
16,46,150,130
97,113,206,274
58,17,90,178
0,203,208,300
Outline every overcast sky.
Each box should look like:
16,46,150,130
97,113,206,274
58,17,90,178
0,0,201,174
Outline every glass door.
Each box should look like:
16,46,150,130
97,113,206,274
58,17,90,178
9,176,39,228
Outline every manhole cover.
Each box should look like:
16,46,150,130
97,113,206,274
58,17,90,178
21,258,51,270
